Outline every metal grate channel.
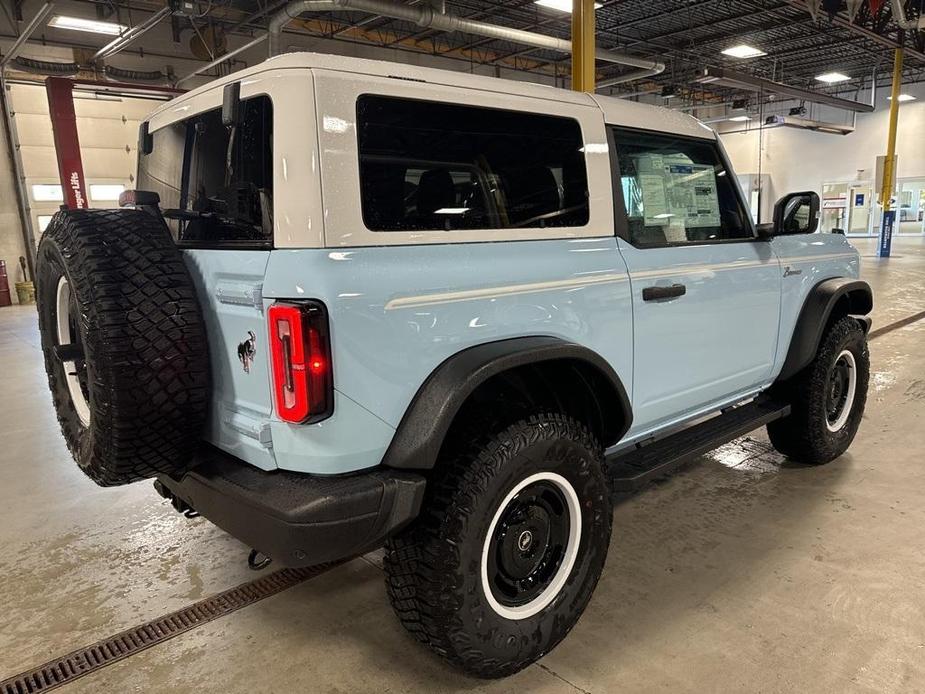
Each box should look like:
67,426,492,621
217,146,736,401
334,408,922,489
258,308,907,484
1,564,335,694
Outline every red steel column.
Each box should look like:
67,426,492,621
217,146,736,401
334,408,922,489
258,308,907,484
45,77,88,209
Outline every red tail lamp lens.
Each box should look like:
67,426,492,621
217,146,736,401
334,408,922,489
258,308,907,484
267,302,333,423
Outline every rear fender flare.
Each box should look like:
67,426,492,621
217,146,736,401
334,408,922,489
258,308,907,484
380,336,632,470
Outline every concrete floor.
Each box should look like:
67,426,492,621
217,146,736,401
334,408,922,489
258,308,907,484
2,236,924,693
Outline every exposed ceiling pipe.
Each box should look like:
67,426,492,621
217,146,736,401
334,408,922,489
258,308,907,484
175,34,268,86
267,0,665,82
0,2,55,68
891,0,925,30
92,5,172,61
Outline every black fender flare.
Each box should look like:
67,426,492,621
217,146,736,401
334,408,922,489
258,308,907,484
778,278,873,381
380,336,632,470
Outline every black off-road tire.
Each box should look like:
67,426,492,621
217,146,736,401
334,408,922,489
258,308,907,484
768,316,869,465
383,413,611,679
35,209,210,486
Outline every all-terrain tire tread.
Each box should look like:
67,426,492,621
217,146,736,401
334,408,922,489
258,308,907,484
383,412,605,678
36,208,209,486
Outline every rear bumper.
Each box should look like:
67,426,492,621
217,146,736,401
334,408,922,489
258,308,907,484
156,447,426,567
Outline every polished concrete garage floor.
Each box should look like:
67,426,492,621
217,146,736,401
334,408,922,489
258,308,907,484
2,237,924,693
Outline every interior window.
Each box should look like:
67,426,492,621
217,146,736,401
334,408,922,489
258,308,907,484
137,94,273,247
612,128,752,246
357,95,589,232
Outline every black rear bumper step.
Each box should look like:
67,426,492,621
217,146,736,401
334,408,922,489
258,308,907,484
156,447,426,568
606,397,791,492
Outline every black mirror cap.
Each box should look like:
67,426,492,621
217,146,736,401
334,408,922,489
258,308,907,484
222,82,242,127
773,191,820,235
138,121,153,155
756,222,775,240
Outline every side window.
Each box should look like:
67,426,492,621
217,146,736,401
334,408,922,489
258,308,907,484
611,128,752,246
137,94,273,247
356,95,589,232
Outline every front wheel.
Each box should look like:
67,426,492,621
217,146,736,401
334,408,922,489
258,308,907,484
384,413,612,679
768,315,870,464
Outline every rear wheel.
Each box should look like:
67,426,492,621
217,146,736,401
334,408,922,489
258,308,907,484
768,316,869,464
384,413,611,678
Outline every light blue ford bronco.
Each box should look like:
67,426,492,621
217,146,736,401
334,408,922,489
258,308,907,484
35,53,872,678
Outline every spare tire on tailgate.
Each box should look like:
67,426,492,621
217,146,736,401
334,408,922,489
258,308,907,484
35,208,210,486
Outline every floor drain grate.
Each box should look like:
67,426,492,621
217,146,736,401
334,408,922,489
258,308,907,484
1,564,335,694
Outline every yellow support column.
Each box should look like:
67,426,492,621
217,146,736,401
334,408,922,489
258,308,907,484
571,0,596,92
877,47,904,257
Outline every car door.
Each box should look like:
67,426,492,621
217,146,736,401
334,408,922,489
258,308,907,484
608,126,782,436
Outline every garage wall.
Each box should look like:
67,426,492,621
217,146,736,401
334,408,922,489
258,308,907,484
11,83,154,231
0,83,160,303
719,81,925,223
0,117,28,295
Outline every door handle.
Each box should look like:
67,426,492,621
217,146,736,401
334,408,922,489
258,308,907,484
642,283,687,302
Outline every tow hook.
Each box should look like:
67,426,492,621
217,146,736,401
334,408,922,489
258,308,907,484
153,479,200,518
248,549,272,571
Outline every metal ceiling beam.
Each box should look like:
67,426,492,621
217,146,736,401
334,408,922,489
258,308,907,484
782,0,925,62
0,1,54,67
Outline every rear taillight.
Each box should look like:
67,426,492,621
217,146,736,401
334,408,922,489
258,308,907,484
267,301,333,423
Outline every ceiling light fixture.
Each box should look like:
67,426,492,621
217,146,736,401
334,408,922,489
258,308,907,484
727,115,751,122
49,15,128,35
535,0,602,12
721,44,766,59
815,71,850,84
888,93,917,102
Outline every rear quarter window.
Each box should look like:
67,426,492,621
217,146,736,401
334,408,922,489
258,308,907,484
137,94,273,248
356,95,590,233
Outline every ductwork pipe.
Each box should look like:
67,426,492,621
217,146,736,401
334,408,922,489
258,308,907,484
892,0,925,31
267,0,664,82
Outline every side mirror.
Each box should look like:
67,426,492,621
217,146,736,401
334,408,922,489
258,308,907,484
221,82,242,127
772,191,820,236
138,121,153,155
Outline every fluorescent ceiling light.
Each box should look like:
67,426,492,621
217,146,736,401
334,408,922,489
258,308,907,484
535,0,602,12
888,93,917,102
48,15,128,36
434,208,469,215
815,71,850,84
721,44,766,59
728,115,751,122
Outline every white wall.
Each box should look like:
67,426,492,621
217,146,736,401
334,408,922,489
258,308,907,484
719,81,925,223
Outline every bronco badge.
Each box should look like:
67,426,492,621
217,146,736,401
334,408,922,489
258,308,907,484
237,331,257,373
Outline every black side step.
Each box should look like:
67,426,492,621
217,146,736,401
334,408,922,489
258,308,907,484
606,397,791,492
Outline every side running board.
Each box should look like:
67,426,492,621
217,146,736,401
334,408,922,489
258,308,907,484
606,397,791,493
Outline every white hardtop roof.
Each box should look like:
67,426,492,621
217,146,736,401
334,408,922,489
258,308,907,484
148,51,714,140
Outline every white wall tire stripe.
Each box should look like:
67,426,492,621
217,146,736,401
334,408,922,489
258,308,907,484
480,471,582,620
55,276,91,427
826,349,857,433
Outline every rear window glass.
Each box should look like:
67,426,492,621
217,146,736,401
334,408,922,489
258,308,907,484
356,95,589,232
137,94,273,247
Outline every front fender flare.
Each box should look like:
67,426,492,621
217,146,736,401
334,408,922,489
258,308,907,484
778,278,873,381
380,336,632,470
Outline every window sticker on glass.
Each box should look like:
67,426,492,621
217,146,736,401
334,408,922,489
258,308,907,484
636,154,721,229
